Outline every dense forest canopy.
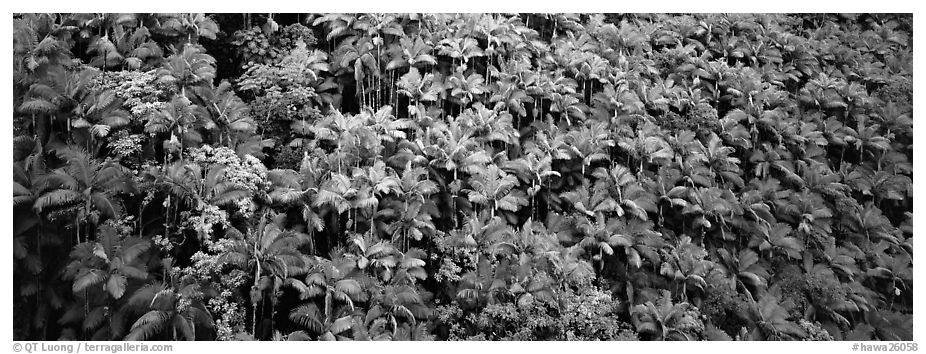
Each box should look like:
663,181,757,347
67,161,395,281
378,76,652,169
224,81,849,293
12,13,912,341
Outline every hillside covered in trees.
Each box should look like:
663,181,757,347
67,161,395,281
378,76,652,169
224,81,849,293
12,13,913,341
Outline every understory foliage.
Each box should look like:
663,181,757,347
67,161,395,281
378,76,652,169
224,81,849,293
13,13,912,341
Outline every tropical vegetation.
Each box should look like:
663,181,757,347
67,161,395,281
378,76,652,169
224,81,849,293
12,13,913,341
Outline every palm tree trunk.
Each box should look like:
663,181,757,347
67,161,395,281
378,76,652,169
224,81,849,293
370,205,376,238
332,211,341,250
392,70,398,110
309,229,316,255
599,248,604,274
85,201,92,241
531,186,537,221
65,113,71,143
269,284,276,338
252,241,261,336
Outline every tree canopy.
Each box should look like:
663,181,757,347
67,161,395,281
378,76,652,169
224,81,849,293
12,13,913,342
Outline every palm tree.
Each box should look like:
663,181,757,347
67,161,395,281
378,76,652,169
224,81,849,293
743,290,807,340
363,105,414,146
396,67,441,108
559,180,617,221
286,303,355,341
758,222,804,260
267,161,322,248
437,34,485,67
189,80,256,146
155,43,216,95
312,13,359,43
18,56,133,147
353,13,405,98
388,248,429,285
447,66,488,110
313,172,356,248
286,254,366,340
660,235,713,302
152,13,220,46
59,225,151,340
350,160,401,237
13,136,46,216
748,143,803,188
386,36,437,71
393,162,439,210
456,256,510,307
307,109,365,175
614,123,675,172
160,160,251,211
383,199,437,253
14,15,83,144
123,278,215,340
464,163,527,220
578,215,663,272
34,146,136,243
711,248,769,299
490,79,533,119
564,121,614,176
364,284,431,338
574,215,623,275
334,35,379,109
12,137,71,340
106,14,166,70
630,290,700,340
461,103,519,146
503,148,560,220
65,225,151,301
777,190,833,245
156,159,250,241
692,133,745,189
347,233,398,280
592,164,657,221
218,212,311,336
426,116,490,182
143,95,202,157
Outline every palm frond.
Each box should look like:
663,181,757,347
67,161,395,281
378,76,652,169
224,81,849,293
125,310,170,340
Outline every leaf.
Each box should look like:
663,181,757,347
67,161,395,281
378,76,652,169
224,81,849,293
92,243,110,261
289,304,324,334
335,279,362,298
627,248,642,268
738,271,766,288
34,189,82,212
866,267,893,279
846,323,876,340
72,118,92,129
19,98,57,114
330,315,353,334
739,250,759,269
287,330,313,341
126,311,169,341
90,124,112,137
83,306,107,331
73,270,106,293
106,274,127,299
174,315,195,340
687,274,707,291
120,265,148,280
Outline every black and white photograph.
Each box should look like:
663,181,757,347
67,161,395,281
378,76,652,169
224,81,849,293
8,9,916,347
